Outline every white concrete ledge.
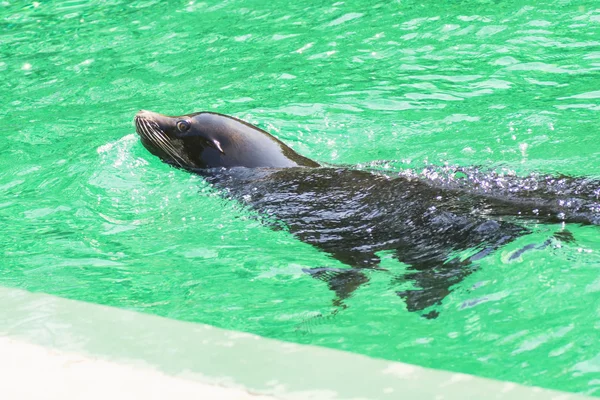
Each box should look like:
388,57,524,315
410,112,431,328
0,286,590,400
2,336,274,399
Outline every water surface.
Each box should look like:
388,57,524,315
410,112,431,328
1,0,600,395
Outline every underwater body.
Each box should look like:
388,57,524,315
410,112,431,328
135,110,600,318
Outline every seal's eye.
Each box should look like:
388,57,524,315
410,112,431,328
176,120,191,132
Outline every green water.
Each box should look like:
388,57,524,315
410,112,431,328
2,0,600,394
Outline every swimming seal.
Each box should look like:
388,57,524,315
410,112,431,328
134,110,600,318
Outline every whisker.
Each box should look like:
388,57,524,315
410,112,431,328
137,119,151,139
139,119,185,167
135,117,188,168
144,121,180,160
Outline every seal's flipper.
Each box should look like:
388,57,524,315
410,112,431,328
303,249,386,307
396,289,443,319
553,229,575,243
303,267,370,308
395,256,474,317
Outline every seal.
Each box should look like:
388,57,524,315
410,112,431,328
134,109,600,318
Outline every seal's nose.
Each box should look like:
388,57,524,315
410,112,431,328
134,109,175,135
135,109,162,123
136,109,151,118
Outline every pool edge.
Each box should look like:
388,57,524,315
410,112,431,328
0,286,590,400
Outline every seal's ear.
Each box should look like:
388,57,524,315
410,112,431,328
208,139,225,155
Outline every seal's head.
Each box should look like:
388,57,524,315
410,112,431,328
134,110,319,170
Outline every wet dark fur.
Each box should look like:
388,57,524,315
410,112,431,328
201,166,598,317
134,111,600,317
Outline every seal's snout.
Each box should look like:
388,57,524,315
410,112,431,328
134,110,164,139
135,109,158,122
134,110,148,131
134,110,169,135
